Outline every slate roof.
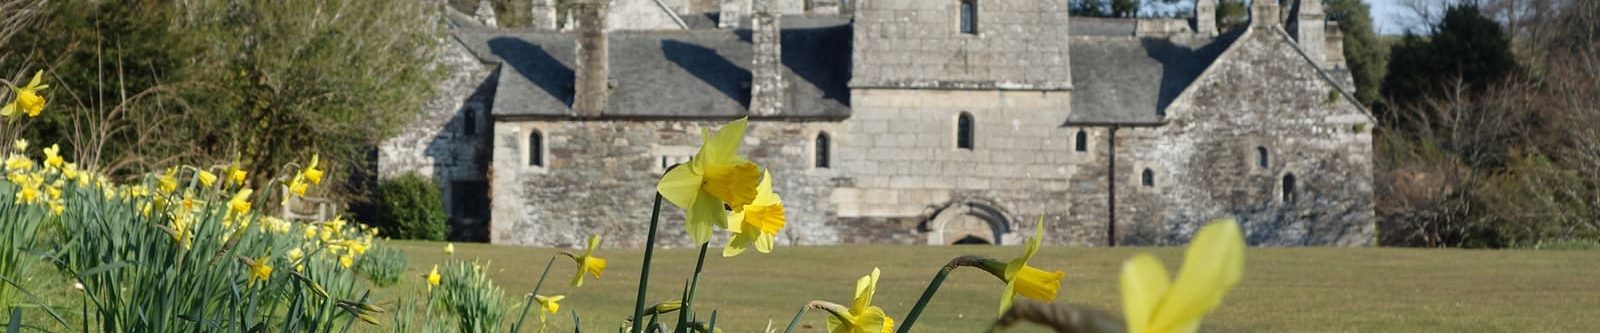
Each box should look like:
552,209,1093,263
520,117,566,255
1070,17,1139,37
455,16,852,119
1066,29,1240,125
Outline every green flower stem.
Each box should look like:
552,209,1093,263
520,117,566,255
676,243,710,333
896,255,1006,333
781,305,807,333
510,255,562,333
630,194,664,333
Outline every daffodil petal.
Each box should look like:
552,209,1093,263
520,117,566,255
704,117,748,164
702,160,761,208
723,230,757,257
853,268,880,314
755,232,775,253
585,234,602,257
585,257,606,278
657,164,702,210
998,279,1018,316
1121,253,1170,333
0,103,14,117
1147,219,1245,333
685,190,725,244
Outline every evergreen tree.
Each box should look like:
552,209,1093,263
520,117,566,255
1326,0,1388,106
1382,4,1518,109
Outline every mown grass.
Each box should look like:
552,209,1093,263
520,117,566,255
388,242,1600,333
13,243,1600,332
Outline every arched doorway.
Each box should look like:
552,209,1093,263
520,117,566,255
924,202,1012,245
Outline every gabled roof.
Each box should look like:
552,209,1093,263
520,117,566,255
1065,29,1239,126
453,16,852,120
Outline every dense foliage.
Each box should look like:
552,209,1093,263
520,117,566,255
0,0,442,196
372,172,449,241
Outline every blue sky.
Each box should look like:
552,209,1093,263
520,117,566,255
1137,0,1431,36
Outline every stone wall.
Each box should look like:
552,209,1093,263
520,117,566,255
489,119,847,248
850,0,1072,90
1127,26,1375,246
377,38,496,239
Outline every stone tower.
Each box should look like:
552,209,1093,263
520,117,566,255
749,0,785,116
573,0,610,117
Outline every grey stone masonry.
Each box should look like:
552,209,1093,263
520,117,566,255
850,0,1073,91
1194,0,1217,36
748,0,786,117
531,0,558,30
573,0,610,117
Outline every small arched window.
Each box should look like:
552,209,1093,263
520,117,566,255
529,131,544,167
956,113,975,150
1256,146,1269,168
815,132,831,168
463,108,477,136
959,0,978,34
1075,130,1088,152
1282,173,1297,203
1141,168,1155,187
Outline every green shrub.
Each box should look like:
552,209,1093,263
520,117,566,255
373,172,448,240
355,243,407,287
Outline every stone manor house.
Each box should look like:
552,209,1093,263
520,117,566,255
378,0,1376,248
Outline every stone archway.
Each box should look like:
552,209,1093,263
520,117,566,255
925,202,1013,245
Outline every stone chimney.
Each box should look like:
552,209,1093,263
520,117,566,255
475,0,499,28
531,0,557,30
720,0,749,28
749,0,785,117
573,0,610,117
1194,0,1217,37
1324,21,1347,69
1289,0,1325,67
1250,0,1279,29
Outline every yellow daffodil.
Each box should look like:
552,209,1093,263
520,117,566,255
824,268,894,333
339,255,354,268
63,162,79,182
3,70,49,118
444,243,455,256
288,174,309,197
287,247,304,262
302,225,318,239
425,264,442,290
6,154,33,172
198,170,217,188
42,144,62,169
225,162,247,187
16,185,38,204
724,171,786,257
1121,218,1245,333
249,257,273,284
998,218,1066,315
228,188,252,216
656,117,763,244
304,154,324,185
48,200,64,215
158,167,179,194
569,235,607,287
534,294,564,314
12,139,26,152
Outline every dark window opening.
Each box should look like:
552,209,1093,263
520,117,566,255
463,108,476,136
1256,146,1269,168
960,0,978,34
1282,173,1297,203
1075,130,1088,152
1142,168,1155,187
529,131,544,167
815,132,831,168
953,235,992,245
956,113,975,150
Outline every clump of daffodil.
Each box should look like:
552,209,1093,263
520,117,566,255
563,235,606,287
814,268,894,333
656,117,763,244
224,162,247,188
997,218,1066,315
244,256,273,286
1121,218,1245,333
287,154,325,197
197,169,218,188
157,167,179,195
724,171,786,257
535,294,563,315
3,70,49,118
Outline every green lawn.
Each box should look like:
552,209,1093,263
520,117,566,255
382,242,1600,333
12,242,1599,332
